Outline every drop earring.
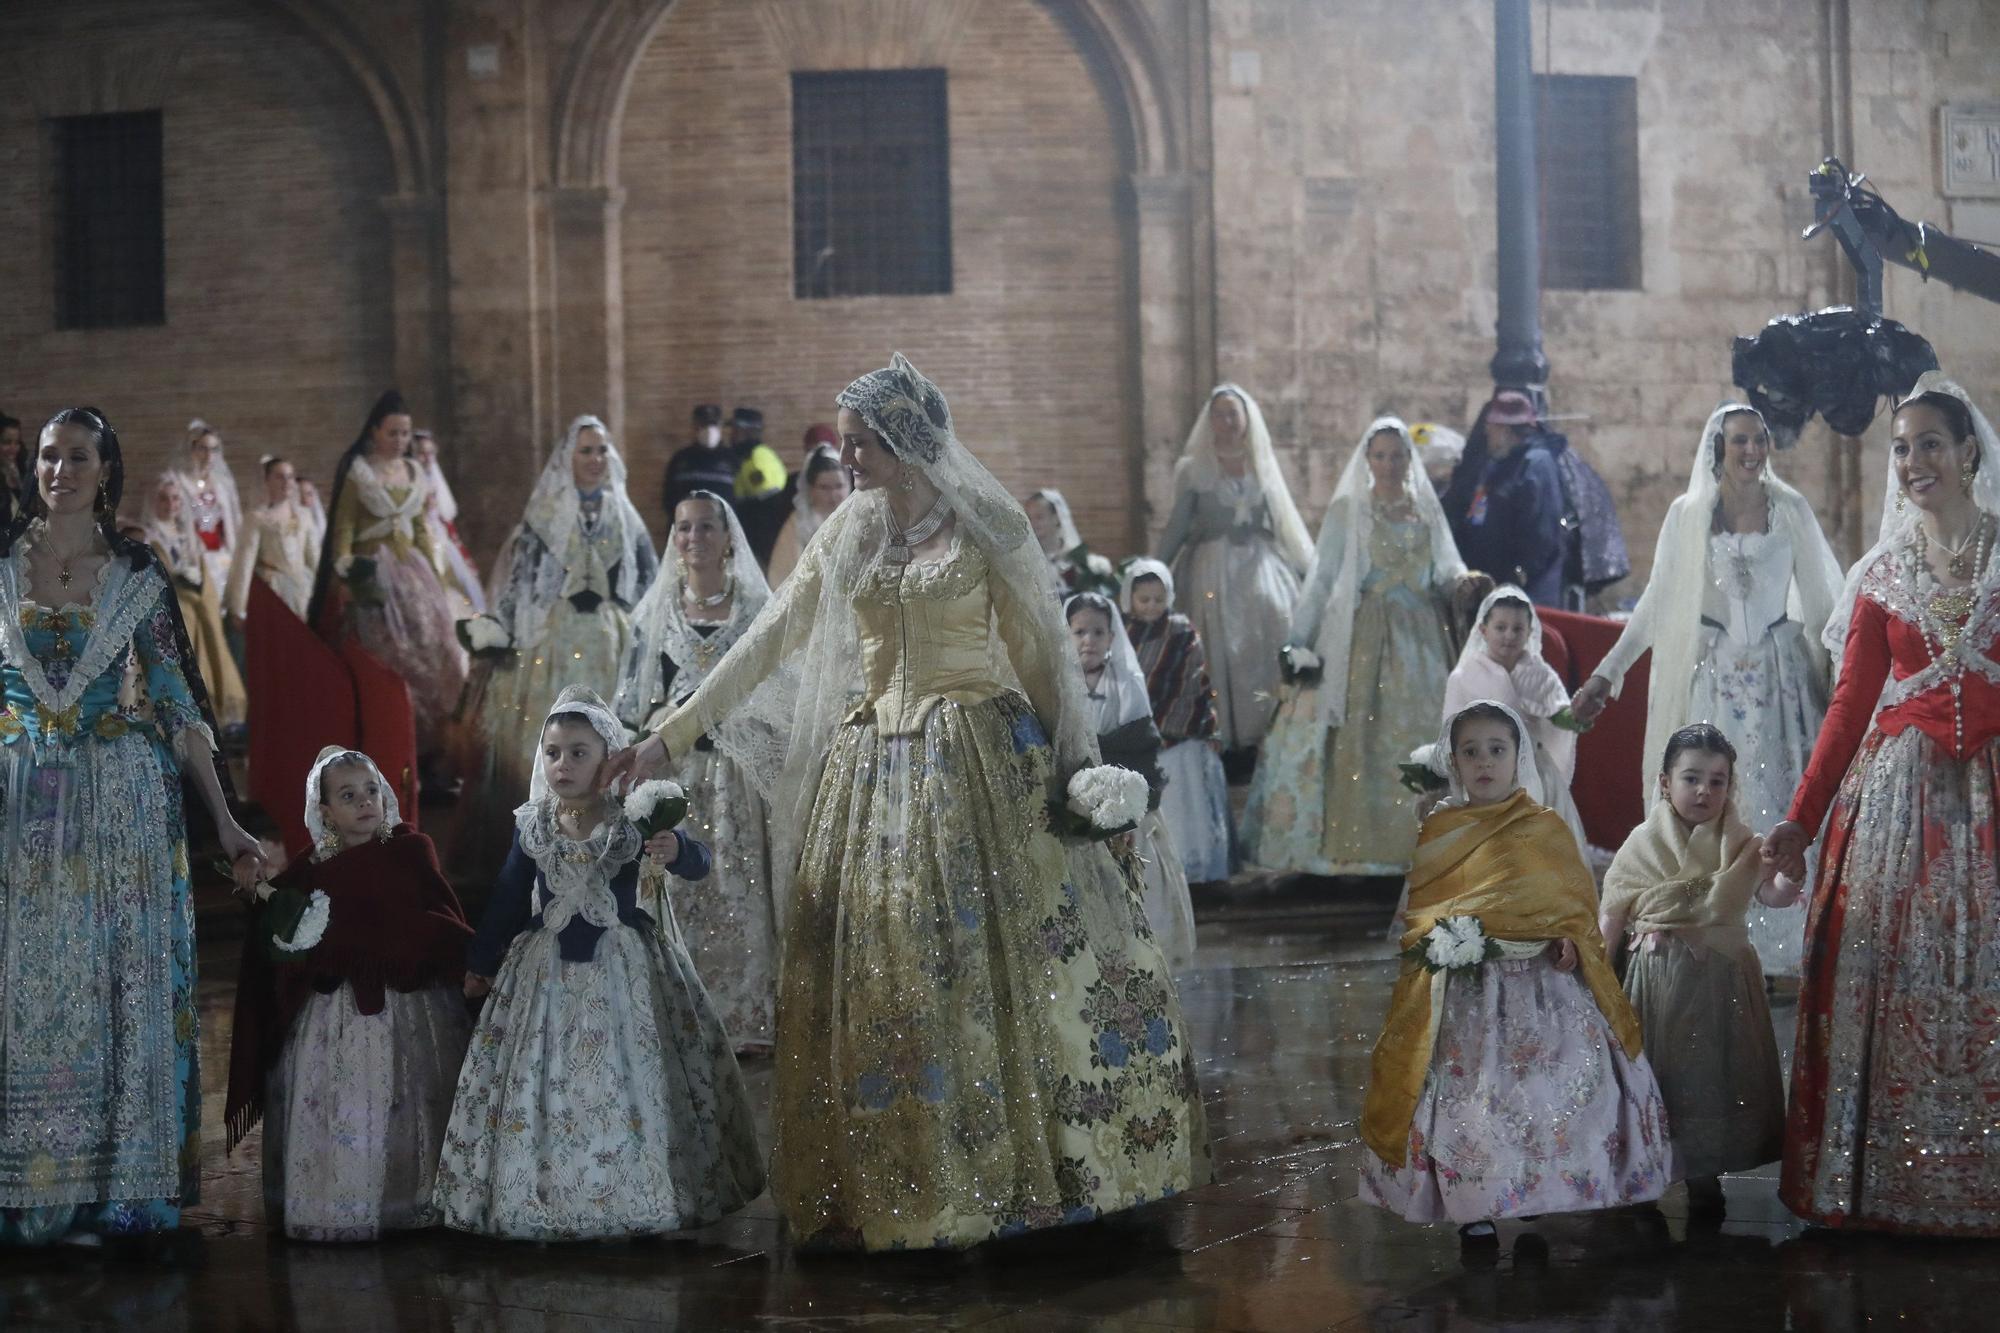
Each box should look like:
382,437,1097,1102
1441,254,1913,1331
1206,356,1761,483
1896,488,1908,515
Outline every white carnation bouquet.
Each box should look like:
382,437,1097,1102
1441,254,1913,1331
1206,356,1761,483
455,614,514,658
1052,764,1149,841
624,779,689,841
1403,914,1500,974
267,888,331,959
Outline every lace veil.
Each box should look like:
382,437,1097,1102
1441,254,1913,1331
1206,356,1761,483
487,414,654,651
1429,698,1548,808
1063,590,1152,730
1120,556,1176,613
1029,488,1085,555
1454,583,1544,673
175,418,244,559
143,473,203,577
616,490,794,790
524,684,630,810
1825,372,2000,658
683,354,1104,913
1175,385,1314,572
1630,403,1844,799
1297,416,1465,725
303,746,403,857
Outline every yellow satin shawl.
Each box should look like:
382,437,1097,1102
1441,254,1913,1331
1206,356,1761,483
1361,789,1642,1165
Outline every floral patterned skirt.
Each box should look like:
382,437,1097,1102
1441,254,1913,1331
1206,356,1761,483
1782,726,2000,1236
1159,739,1231,884
1687,622,1826,976
1172,536,1298,750
1135,810,1197,972
265,983,470,1241
1361,957,1675,1224
1243,588,1452,877
0,733,198,1245
774,692,1210,1250
640,744,778,1052
1622,928,1784,1178
432,923,765,1240
344,544,468,757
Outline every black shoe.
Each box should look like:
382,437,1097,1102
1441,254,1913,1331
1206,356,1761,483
1511,1233,1550,1268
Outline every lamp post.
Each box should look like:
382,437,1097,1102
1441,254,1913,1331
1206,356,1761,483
1491,0,1550,401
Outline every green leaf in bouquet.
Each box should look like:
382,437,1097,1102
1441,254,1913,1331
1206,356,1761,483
635,794,689,841
260,884,312,962
1399,761,1448,796
1550,706,1593,734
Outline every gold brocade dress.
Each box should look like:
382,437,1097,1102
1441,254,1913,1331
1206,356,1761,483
659,534,1210,1251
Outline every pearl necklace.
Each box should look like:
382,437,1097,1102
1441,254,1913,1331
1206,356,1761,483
682,574,733,610
887,495,951,565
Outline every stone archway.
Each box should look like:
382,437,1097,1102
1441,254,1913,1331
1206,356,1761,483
549,0,1205,547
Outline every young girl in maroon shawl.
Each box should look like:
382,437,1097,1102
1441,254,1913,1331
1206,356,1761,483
226,748,473,1241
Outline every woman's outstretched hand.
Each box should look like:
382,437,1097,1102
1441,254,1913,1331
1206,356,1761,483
598,733,668,794
220,822,271,891
1569,676,1612,724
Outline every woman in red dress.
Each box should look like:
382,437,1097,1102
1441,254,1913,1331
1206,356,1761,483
1764,373,2000,1236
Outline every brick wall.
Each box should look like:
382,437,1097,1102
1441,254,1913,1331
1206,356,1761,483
1204,0,2000,595
616,0,1134,551
0,0,396,515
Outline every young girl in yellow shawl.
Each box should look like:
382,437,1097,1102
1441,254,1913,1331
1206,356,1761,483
1361,700,1676,1247
1599,723,1793,1216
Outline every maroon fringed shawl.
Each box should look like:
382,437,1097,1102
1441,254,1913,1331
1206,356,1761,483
1129,611,1219,743
224,826,471,1150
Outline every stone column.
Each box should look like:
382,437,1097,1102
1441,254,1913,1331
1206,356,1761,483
547,184,627,441
1131,171,1200,549
441,0,548,556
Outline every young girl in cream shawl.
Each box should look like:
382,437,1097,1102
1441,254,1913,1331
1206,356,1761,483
1599,723,1795,1216
1361,701,1674,1249
1441,586,1588,856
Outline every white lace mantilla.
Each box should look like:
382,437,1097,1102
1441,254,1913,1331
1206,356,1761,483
514,798,639,934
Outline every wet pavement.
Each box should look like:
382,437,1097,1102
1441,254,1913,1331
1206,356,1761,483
3,881,1996,1331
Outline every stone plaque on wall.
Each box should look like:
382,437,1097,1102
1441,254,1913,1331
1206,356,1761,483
1942,103,2000,199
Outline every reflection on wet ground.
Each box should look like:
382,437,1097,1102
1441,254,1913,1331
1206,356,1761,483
3,884,1995,1331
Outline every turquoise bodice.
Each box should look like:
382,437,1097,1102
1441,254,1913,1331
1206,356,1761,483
0,602,195,763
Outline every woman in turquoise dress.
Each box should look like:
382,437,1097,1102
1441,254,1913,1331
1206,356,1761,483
1244,416,1480,878
0,407,264,1246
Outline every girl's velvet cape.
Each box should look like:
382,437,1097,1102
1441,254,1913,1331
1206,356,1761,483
224,825,471,1149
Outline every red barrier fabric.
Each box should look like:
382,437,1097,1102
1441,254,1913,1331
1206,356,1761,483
245,578,358,857
1537,608,1648,850
340,641,421,832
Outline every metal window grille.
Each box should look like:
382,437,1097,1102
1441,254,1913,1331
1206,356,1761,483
1536,75,1641,291
53,110,166,329
793,70,951,299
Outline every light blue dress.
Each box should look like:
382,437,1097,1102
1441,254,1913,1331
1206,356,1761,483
0,556,208,1243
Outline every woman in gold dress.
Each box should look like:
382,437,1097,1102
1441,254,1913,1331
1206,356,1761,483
607,353,1209,1251
1243,417,1479,878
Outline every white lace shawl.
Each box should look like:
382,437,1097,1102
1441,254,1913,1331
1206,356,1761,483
1291,416,1465,726
1593,402,1844,805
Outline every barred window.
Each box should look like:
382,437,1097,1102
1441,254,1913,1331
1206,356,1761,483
53,110,166,329
792,69,951,299
1536,75,1641,291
